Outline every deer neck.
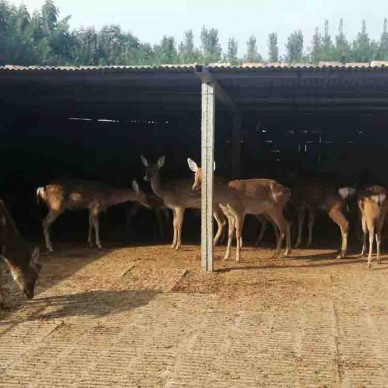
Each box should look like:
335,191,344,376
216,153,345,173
150,172,166,199
105,189,137,207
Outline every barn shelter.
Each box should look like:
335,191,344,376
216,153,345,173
2,62,388,271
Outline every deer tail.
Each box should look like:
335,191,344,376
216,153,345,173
36,187,45,205
371,194,386,205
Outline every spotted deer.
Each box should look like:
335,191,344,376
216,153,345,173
292,180,356,259
36,179,150,252
187,158,291,262
140,155,227,250
0,200,41,307
357,185,387,268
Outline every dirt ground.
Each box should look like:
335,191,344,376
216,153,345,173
1,242,388,387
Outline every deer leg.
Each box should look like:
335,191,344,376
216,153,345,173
269,210,290,258
295,207,306,248
0,277,4,308
367,225,375,268
220,205,235,260
306,210,316,248
328,208,349,259
174,208,185,250
43,210,63,253
360,213,367,256
376,214,385,264
91,210,102,249
213,206,226,246
255,215,267,246
88,211,93,246
171,209,177,249
272,218,280,246
233,209,245,263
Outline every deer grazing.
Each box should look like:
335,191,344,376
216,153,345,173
187,158,291,262
140,155,227,250
357,185,387,268
292,180,355,259
0,200,42,307
36,179,150,252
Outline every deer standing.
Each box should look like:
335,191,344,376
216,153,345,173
140,155,227,250
36,179,150,252
187,158,291,262
0,200,41,307
357,185,387,268
292,180,355,259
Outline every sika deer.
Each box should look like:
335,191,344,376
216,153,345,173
0,200,41,307
140,155,226,250
292,180,355,259
358,185,387,268
187,158,291,261
36,179,150,252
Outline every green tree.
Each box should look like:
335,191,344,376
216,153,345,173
352,20,377,62
200,26,222,64
74,27,99,65
268,32,278,62
335,19,351,63
311,27,322,63
286,30,303,63
245,35,262,62
178,30,198,63
378,18,388,60
154,35,177,64
320,20,334,60
41,0,58,33
226,38,238,65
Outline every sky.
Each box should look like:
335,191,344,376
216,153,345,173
10,0,388,58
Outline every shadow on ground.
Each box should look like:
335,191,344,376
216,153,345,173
20,289,158,321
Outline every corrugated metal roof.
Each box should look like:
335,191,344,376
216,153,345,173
2,61,388,73
0,64,197,73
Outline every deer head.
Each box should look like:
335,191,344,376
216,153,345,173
141,155,165,182
132,180,151,209
4,246,42,300
187,158,216,191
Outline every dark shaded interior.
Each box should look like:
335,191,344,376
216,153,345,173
2,66,388,248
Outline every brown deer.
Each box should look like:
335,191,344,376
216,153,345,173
187,158,291,262
357,185,387,268
0,200,41,307
292,180,355,259
140,155,227,250
36,179,150,252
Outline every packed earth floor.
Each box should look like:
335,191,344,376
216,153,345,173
1,243,388,387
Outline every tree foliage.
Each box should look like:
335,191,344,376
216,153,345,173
268,33,279,62
286,30,304,63
245,35,262,63
1,1,388,66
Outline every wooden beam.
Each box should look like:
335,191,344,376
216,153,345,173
201,82,215,272
196,66,236,110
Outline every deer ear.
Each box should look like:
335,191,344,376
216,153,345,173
140,155,148,167
132,180,140,193
187,158,198,172
158,155,165,169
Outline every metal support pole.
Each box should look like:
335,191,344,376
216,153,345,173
201,82,215,272
231,111,242,179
